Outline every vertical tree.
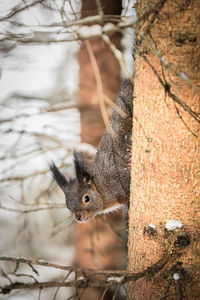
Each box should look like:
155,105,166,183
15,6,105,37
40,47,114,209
78,0,122,147
75,1,126,299
128,0,200,299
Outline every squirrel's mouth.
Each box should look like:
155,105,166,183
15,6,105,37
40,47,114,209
73,212,91,223
72,204,126,223
75,217,89,223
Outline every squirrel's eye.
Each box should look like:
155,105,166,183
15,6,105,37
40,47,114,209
83,194,90,203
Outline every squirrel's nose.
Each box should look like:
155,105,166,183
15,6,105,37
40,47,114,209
74,213,82,222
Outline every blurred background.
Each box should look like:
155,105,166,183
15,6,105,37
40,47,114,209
0,0,135,299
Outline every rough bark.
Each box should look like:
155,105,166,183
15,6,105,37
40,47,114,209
128,0,200,299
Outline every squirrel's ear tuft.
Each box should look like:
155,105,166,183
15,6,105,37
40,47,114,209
73,151,92,184
49,161,68,191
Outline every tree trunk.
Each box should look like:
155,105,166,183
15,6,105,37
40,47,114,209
75,1,126,300
78,0,122,147
128,0,200,299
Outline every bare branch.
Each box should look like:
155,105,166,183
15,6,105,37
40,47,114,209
100,287,109,300
0,0,46,22
85,39,109,127
0,251,178,295
112,284,121,300
0,256,75,272
95,0,104,22
0,15,136,45
0,203,65,214
52,270,73,300
102,34,134,84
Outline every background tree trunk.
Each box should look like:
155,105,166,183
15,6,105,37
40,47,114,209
78,0,122,147
75,1,126,300
128,0,200,299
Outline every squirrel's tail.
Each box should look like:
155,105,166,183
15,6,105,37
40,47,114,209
117,79,133,119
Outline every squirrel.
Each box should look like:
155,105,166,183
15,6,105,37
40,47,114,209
50,79,133,223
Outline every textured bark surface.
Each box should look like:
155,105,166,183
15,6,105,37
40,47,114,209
128,0,200,299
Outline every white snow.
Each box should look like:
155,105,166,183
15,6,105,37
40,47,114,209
103,23,115,32
108,276,124,283
148,224,156,229
78,25,102,38
173,273,180,280
77,276,85,281
165,220,183,231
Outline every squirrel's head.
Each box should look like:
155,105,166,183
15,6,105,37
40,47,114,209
49,152,104,223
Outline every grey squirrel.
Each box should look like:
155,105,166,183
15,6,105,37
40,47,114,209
50,79,133,222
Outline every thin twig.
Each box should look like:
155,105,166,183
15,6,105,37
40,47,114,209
143,56,200,125
103,94,126,118
0,256,74,272
140,32,200,93
0,269,13,285
95,0,104,22
85,39,109,127
38,288,42,300
0,204,65,214
52,271,73,300
112,284,121,300
9,273,39,283
0,0,45,22
102,34,134,84
100,287,109,300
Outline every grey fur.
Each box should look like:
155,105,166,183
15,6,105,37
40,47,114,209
50,79,133,222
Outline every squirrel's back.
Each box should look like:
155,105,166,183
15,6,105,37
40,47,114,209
91,79,133,208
